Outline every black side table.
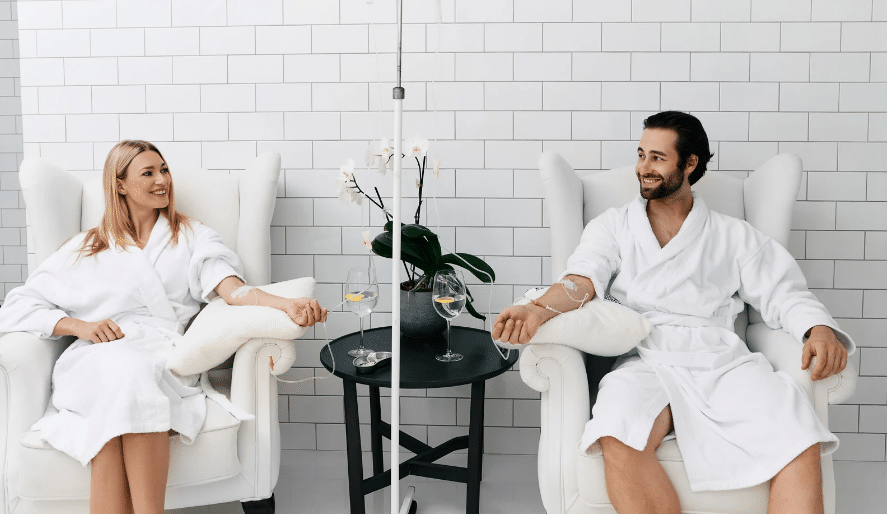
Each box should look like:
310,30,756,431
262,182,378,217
319,326,518,514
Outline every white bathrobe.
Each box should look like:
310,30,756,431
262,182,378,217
0,213,243,466
565,193,856,492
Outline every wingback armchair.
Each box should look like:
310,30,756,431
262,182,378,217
520,152,858,514
0,152,289,514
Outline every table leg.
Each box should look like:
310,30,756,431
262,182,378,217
466,381,485,514
343,381,365,514
369,386,384,475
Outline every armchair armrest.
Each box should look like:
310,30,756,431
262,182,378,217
746,322,857,405
230,337,296,411
0,332,72,511
520,343,590,514
746,321,856,441
0,332,71,429
746,323,814,399
225,337,295,498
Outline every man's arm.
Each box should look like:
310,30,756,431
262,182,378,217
737,235,852,382
492,275,596,345
802,325,847,381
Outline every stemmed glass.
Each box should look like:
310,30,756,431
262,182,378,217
346,267,379,358
432,269,466,362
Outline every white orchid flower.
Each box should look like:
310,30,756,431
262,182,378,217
415,178,421,189
406,136,429,158
379,137,392,174
335,159,362,205
362,230,373,250
342,158,356,174
364,138,392,176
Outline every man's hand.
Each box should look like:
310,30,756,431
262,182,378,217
281,297,327,327
75,318,124,344
492,304,551,345
801,325,847,381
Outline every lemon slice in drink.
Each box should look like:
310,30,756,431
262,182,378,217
435,296,455,303
345,294,364,301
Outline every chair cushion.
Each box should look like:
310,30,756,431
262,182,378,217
576,439,770,513
18,397,241,500
166,277,316,376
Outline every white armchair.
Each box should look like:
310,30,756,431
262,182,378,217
0,152,290,514
520,152,858,514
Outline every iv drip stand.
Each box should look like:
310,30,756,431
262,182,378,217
391,1,415,513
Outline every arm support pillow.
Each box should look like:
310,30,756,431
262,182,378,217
167,277,316,375
494,287,653,357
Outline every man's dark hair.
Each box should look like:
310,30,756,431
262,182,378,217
643,111,714,186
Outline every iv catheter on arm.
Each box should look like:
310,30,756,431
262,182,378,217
492,275,596,346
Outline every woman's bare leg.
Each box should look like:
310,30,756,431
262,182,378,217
599,406,680,514
768,443,823,514
90,436,134,514
121,432,170,514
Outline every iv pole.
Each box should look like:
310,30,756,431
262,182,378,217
390,1,413,513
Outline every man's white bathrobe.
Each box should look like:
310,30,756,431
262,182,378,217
0,213,243,466
564,193,855,492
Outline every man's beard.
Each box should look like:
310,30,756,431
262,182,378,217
639,167,684,200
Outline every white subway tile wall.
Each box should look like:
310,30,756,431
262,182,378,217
3,0,886,460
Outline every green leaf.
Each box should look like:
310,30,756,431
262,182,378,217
439,253,496,283
464,297,486,321
402,224,442,261
371,232,431,272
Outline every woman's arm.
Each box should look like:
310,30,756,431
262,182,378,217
214,275,327,326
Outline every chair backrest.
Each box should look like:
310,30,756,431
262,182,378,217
19,152,281,286
580,165,747,225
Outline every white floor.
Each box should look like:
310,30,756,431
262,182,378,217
169,452,887,514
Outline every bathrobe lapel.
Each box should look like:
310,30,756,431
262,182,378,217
110,215,178,324
626,193,709,282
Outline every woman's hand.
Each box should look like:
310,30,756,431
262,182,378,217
280,298,327,327
74,318,125,344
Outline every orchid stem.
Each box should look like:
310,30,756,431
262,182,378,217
374,187,390,221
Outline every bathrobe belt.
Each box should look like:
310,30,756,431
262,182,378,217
637,312,738,370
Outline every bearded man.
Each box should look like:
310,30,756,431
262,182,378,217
493,111,853,514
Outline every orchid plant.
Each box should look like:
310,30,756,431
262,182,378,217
336,136,495,320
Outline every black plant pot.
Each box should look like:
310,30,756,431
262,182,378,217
399,282,446,339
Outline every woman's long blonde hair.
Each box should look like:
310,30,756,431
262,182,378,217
76,140,191,258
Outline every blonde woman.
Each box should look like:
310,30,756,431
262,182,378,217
0,140,326,514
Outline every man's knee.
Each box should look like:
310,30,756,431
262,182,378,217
600,436,642,466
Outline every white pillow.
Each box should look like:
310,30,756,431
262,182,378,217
494,287,652,357
166,277,316,376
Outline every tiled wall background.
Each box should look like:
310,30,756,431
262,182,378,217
4,0,887,460
0,1,23,289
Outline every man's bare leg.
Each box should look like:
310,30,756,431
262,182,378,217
768,443,823,514
90,436,134,514
599,406,680,514
121,432,170,514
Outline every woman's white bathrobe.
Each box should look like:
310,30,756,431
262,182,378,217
0,213,243,466
565,193,856,492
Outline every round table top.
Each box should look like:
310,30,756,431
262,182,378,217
319,326,518,389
